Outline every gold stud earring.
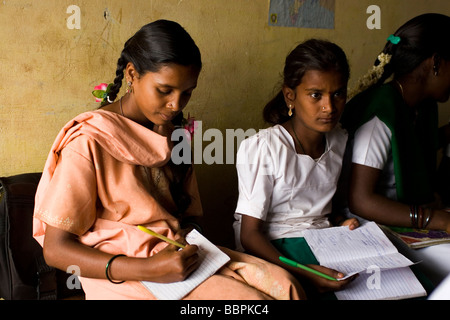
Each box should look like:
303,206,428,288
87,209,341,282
288,105,293,117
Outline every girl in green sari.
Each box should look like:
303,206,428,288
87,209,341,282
340,13,450,288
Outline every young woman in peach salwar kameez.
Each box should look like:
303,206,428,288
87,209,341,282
32,20,305,300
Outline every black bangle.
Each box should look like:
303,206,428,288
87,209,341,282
183,221,203,233
105,254,126,284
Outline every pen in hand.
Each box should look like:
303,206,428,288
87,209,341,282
137,225,186,249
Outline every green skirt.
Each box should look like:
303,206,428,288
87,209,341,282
272,237,318,265
271,237,336,300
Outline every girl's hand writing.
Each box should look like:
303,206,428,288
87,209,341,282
142,243,200,283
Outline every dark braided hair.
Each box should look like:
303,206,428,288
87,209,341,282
105,20,202,217
263,39,350,125
350,13,450,98
380,13,450,83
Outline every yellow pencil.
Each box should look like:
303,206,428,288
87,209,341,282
137,225,186,249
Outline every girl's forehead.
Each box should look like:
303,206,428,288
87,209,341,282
142,64,199,88
298,69,348,86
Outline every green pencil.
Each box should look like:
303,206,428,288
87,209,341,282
279,256,337,281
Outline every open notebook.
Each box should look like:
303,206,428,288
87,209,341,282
303,222,427,300
141,229,230,300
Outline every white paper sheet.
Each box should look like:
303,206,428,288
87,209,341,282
141,229,230,300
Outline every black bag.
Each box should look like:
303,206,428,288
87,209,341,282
0,173,83,300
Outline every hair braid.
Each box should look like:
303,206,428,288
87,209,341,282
101,55,127,106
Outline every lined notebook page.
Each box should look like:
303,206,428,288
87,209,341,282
335,268,426,300
303,222,426,300
141,229,230,300
303,222,415,278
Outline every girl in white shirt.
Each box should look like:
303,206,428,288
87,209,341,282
234,39,359,298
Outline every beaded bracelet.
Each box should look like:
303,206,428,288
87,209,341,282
105,254,126,284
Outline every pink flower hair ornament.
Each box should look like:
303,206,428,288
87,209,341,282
92,83,113,104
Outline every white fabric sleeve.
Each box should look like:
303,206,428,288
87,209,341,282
234,135,275,221
352,116,392,170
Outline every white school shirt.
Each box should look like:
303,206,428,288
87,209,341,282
351,116,397,200
349,117,450,286
233,124,348,250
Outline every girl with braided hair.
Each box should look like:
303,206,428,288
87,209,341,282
33,20,305,300
340,13,450,288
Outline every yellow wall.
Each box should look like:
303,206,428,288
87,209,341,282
1,0,450,246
